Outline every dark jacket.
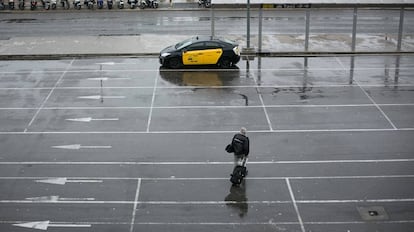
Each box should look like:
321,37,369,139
231,133,249,156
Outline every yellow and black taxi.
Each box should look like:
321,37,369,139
159,36,241,69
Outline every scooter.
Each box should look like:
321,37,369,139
107,0,112,9
30,0,37,10
140,0,156,9
0,0,5,10
8,0,14,10
117,0,123,9
97,0,102,8
50,0,56,9
73,0,81,9
84,0,93,9
60,0,69,8
152,0,158,8
198,0,210,8
127,0,136,9
41,0,50,9
18,0,24,9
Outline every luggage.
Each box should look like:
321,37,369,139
225,144,234,153
230,157,247,185
230,165,247,185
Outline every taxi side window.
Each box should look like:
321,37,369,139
186,42,205,51
205,42,223,49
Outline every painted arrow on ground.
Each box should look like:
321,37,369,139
25,195,95,202
35,178,103,185
13,220,91,230
77,95,125,100
66,117,119,122
52,144,112,150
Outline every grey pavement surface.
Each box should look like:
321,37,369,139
1,33,413,58
0,55,413,232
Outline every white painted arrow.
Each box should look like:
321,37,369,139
87,77,130,81
66,117,119,122
52,144,112,150
13,220,91,230
25,195,95,202
35,178,103,185
78,95,125,100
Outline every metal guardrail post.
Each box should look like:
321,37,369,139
258,6,263,52
305,9,310,52
210,7,215,38
397,7,405,52
352,7,357,52
247,0,251,49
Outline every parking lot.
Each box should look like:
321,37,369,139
0,55,413,232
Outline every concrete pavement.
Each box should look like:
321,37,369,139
1,33,413,60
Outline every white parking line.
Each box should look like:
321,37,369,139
286,178,305,232
0,127,413,135
2,103,414,110
1,220,414,226
129,178,141,232
146,72,159,132
1,84,414,91
1,158,414,165
1,175,413,181
356,81,398,130
23,59,75,133
251,71,274,131
2,198,414,205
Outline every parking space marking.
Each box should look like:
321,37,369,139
23,59,75,133
130,178,142,232
2,198,414,205
250,69,274,131
146,71,159,132
1,127,413,135
1,84,414,91
356,82,398,130
286,178,305,232
2,103,414,110
2,220,414,227
1,175,414,181
2,158,414,165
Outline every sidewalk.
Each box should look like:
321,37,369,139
1,33,413,60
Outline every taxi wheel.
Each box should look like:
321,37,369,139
219,58,232,68
168,57,182,69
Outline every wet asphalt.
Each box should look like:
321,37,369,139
0,55,413,232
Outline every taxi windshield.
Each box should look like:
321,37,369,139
175,39,193,50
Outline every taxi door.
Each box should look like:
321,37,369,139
201,48,223,65
182,42,205,65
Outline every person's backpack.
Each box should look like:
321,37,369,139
232,136,244,155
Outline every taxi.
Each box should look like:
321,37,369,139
159,36,241,69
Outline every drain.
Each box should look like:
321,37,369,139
357,206,389,221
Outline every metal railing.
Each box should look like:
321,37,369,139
209,6,414,54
